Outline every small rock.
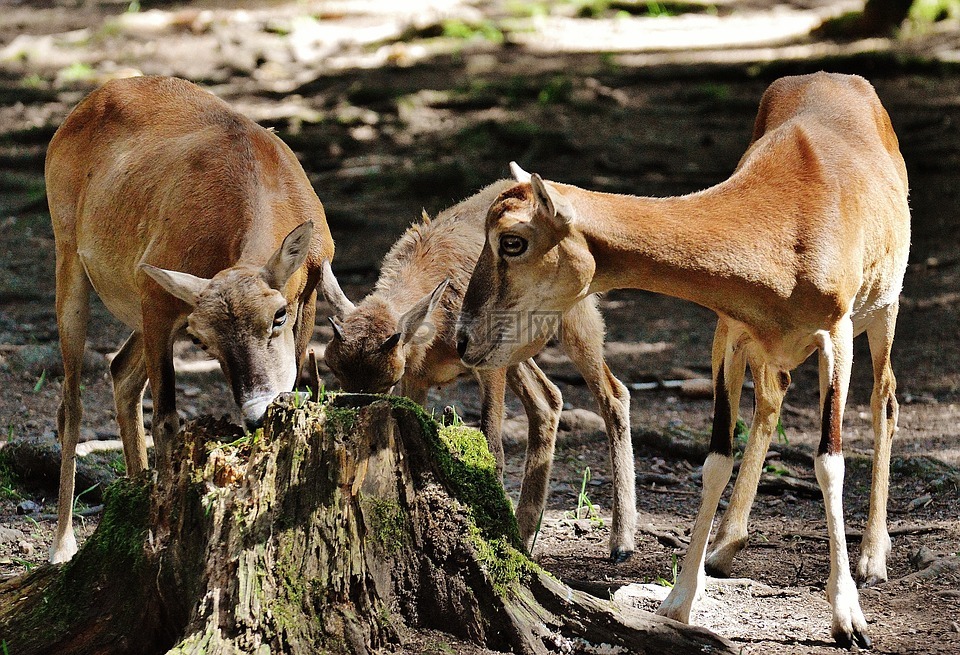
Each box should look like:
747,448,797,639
572,519,595,536
17,540,33,556
910,545,937,571
0,527,25,544
182,385,201,398
908,494,933,511
16,500,40,515
950,621,960,633
557,408,605,435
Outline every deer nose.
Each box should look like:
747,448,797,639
244,415,265,431
456,334,469,358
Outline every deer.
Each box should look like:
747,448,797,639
455,72,910,648
320,180,637,561
45,75,334,564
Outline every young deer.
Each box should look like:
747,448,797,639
456,73,909,647
46,76,333,563
321,180,637,560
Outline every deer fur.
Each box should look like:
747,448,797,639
456,73,909,647
45,76,334,563
322,180,637,559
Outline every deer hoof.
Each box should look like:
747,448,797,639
610,547,633,563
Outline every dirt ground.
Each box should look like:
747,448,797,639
1,1,959,653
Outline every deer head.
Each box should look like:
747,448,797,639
321,260,449,393
456,163,594,369
140,221,314,428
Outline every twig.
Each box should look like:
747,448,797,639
640,485,698,496
639,523,689,548
307,349,321,396
39,504,104,521
785,524,945,543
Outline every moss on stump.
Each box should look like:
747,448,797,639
0,393,734,655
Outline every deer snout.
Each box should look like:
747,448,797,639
241,394,275,431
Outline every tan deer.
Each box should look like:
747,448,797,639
321,180,637,560
45,76,333,563
456,73,910,647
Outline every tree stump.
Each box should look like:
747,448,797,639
0,394,734,655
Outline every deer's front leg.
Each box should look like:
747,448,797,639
560,297,635,562
658,324,738,622
475,367,508,479
506,360,562,553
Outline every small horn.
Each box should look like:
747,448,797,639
328,316,346,341
509,161,532,183
320,260,356,317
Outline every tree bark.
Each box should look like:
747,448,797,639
0,394,734,655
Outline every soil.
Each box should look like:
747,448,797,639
1,1,959,653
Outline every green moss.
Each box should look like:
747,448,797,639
73,476,150,564
362,496,407,554
8,477,152,646
271,530,309,638
323,406,357,436
469,526,540,593
387,396,523,550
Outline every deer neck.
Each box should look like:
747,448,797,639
569,183,782,321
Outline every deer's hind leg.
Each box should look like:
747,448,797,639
815,318,870,648
51,246,91,564
704,324,754,576
857,301,900,588
560,296,635,561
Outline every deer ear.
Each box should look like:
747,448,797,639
381,333,402,352
140,264,208,306
509,161,532,183
320,260,356,317
398,279,449,345
264,221,314,289
530,174,573,232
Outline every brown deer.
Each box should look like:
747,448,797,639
456,73,909,647
321,180,637,560
45,76,333,563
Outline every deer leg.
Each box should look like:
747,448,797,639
704,326,753,576
141,309,180,482
398,378,428,406
659,322,741,622
506,359,562,553
50,248,91,564
857,301,900,588
294,289,318,372
475,367,508,479
561,296,636,562
110,331,149,475
816,319,871,648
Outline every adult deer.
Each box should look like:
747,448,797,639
456,73,910,647
321,181,637,560
45,76,333,563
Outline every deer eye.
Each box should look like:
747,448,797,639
499,234,528,257
273,307,287,329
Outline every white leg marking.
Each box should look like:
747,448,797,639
658,452,733,623
815,453,870,647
